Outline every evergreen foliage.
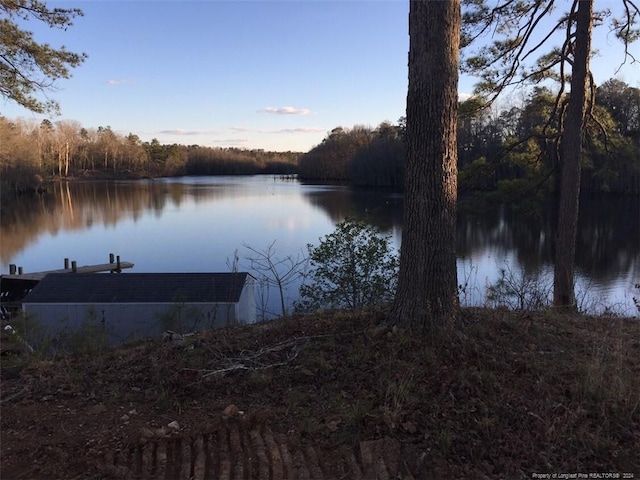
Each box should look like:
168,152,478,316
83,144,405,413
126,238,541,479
0,0,87,114
296,79,640,195
297,218,398,312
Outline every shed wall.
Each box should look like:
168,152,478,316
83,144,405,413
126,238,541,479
238,276,257,324
22,301,243,346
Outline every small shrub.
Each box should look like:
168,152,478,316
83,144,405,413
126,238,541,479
486,263,551,311
297,218,398,311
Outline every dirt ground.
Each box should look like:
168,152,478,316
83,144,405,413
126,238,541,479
1,309,639,479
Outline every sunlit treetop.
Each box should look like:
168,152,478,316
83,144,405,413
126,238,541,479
461,0,639,104
0,0,87,115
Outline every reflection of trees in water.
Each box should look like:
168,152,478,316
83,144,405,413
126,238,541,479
301,186,403,232
2,178,343,262
455,197,639,283
457,204,555,274
300,188,354,224
1,192,50,262
2,179,638,285
573,196,639,283
2,180,200,262
302,187,638,283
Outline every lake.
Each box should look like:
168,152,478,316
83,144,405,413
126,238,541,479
1,175,638,318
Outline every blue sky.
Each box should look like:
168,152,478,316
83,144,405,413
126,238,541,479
2,1,638,152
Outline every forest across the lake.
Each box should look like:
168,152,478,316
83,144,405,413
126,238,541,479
1,78,638,199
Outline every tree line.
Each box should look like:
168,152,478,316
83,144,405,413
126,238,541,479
298,122,405,187
3,74,637,197
0,117,300,192
298,77,640,195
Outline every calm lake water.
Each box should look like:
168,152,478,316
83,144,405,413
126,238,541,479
2,175,639,317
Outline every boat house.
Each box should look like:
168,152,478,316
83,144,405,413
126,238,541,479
21,272,256,345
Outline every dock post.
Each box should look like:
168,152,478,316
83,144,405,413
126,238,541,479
9,264,16,275
18,267,23,275
116,256,121,273
64,258,69,269
72,261,77,273
109,253,115,263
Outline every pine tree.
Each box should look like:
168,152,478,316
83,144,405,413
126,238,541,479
0,0,86,114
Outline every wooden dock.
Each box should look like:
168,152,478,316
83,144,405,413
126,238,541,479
2,262,135,281
2,254,134,308
3,254,134,281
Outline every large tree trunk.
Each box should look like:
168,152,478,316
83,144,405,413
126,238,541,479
389,0,460,332
554,0,593,309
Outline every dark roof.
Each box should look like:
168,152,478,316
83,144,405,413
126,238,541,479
22,273,251,304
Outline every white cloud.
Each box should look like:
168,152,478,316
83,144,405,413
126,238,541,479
158,129,219,136
106,79,134,86
260,106,311,115
228,126,325,134
458,92,473,101
270,127,325,134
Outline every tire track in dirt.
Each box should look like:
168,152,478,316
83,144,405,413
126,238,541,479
101,419,410,479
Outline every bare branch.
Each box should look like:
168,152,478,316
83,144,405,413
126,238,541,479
241,240,308,318
613,0,640,73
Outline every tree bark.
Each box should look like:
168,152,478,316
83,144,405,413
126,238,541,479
554,0,593,310
389,0,460,332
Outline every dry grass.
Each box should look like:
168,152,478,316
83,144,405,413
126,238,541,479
1,308,639,479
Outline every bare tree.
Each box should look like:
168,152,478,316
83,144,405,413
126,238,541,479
54,120,80,177
242,241,308,319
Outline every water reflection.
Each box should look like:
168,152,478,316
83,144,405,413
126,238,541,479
1,176,638,314
455,197,639,284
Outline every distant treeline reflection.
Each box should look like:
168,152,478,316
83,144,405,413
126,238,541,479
1,179,637,285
